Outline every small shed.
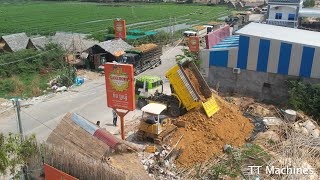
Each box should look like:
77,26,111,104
0,33,29,52
88,39,133,69
52,32,98,66
27,36,49,50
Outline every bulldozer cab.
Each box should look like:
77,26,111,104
141,103,167,125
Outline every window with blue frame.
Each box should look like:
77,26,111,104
288,13,295,20
275,13,282,19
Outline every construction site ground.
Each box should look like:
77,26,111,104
1,44,319,179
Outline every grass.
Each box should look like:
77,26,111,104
0,72,55,99
0,2,230,36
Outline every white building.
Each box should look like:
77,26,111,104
267,0,320,28
267,0,302,28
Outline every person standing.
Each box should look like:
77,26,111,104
112,110,118,126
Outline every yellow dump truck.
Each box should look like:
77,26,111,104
136,60,219,118
165,60,219,117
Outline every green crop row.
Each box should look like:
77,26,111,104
0,2,230,35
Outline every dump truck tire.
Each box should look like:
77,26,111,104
169,106,180,117
138,99,147,109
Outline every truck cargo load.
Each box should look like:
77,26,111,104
118,43,162,75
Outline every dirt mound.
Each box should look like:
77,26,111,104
170,94,254,167
184,68,206,100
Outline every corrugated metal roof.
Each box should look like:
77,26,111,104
1,32,29,52
95,39,133,55
236,23,320,47
29,36,49,50
93,129,119,148
299,8,320,18
52,32,98,52
212,35,239,49
71,113,98,135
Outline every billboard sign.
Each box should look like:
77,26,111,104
114,19,126,39
188,36,200,52
104,63,135,111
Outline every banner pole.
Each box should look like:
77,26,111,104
114,109,129,140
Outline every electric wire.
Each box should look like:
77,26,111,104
0,48,58,66
21,110,101,160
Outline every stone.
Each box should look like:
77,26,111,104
148,159,155,165
302,120,316,131
223,144,232,152
263,117,283,126
311,129,320,138
164,160,170,167
301,127,309,135
148,154,155,159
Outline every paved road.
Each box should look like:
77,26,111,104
0,45,184,142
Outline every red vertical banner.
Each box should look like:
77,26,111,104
114,19,126,40
44,164,78,180
188,36,200,52
104,63,135,111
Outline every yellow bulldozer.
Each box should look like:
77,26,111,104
136,103,177,144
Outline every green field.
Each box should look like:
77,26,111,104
0,2,231,36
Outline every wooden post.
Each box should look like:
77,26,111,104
114,109,129,140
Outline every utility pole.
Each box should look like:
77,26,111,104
12,98,27,180
12,98,23,143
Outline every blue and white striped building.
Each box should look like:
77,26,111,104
201,23,320,79
200,23,320,102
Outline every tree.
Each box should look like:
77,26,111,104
0,133,38,178
303,0,315,7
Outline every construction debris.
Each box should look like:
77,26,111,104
139,145,180,179
294,120,320,138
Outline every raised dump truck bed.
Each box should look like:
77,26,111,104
165,60,219,117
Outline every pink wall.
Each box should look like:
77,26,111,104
205,25,231,49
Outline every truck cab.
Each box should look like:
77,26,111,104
135,75,163,108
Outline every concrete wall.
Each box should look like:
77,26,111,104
206,66,320,103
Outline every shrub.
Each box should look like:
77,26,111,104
287,80,320,121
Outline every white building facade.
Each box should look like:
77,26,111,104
266,0,303,28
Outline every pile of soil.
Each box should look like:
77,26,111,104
132,43,158,52
193,25,206,31
184,68,206,100
170,94,254,167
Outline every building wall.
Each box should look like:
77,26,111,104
205,26,231,49
199,47,238,77
268,5,298,20
236,35,320,79
206,66,320,103
199,34,320,102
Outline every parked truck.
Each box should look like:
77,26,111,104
135,60,219,118
118,43,162,75
182,25,213,46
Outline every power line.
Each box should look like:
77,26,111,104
0,105,13,115
0,48,58,66
21,110,100,160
